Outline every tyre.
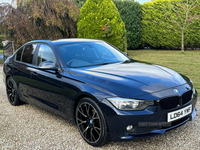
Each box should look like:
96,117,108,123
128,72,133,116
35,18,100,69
6,77,21,106
75,97,108,147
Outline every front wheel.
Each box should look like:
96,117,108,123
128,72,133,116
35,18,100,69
75,97,108,147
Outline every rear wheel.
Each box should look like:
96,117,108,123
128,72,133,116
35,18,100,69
75,97,108,147
6,77,21,106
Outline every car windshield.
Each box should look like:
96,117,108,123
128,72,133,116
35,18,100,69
57,41,129,68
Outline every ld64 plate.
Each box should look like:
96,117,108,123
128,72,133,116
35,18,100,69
167,105,192,122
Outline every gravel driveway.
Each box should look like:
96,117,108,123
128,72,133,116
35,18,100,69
0,64,200,150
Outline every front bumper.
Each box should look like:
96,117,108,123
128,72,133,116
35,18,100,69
100,89,197,141
121,106,196,140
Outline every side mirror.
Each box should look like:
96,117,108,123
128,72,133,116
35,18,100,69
38,61,58,71
123,52,129,57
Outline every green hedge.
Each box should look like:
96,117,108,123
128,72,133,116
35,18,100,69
141,0,200,49
77,0,127,52
113,0,142,50
0,34,4,49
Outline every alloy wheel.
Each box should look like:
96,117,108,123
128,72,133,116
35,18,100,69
76,102,101,143
6,79,16,104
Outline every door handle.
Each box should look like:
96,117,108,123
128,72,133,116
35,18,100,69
31,71,38,76
14,65,18,69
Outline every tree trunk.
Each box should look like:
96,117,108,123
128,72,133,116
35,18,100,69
181,30,184,52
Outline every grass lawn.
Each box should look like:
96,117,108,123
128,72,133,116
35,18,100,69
128,50,200,94
0,49,3,53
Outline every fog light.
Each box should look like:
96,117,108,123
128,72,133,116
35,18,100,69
126,125,133,131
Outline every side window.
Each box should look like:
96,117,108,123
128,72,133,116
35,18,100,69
16,47,23,61
37,44,57,66
22,44,37,64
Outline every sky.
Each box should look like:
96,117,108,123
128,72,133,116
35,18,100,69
0,0,15,3
139,0,148,3
0,0,16,6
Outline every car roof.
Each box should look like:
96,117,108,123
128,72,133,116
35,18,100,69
28,38,103,46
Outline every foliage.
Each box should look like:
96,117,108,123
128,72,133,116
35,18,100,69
0,0,80,49
0,34,4,49
113,0,142,50
141,0,200,50
72,0,87,8
77,0,127,52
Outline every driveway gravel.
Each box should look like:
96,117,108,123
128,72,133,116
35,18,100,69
0,64,200,150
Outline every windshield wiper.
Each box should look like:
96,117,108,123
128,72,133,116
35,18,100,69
123,59,135,63
94,62,119,66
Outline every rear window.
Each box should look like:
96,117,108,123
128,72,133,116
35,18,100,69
21,44,37,64
16,47,23,61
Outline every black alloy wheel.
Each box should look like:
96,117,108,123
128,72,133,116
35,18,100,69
75,98,108,147
6,77,20,106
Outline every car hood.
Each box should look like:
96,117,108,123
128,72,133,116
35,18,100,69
69,62,188,98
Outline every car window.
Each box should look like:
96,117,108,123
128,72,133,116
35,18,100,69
37,44,57,66
16,47,24,61
21,44,37,64
58,42,129,68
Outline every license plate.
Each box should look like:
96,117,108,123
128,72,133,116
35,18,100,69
167,105,192,122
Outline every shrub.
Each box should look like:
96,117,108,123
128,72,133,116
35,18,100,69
141,0,200,49
77,0,127,52
0,34,4,49
113,0,142,50
141,0,180,49
72,0,87,8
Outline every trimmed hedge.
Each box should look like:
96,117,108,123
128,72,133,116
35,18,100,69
141,0,200,49
72,0,87,8
77,0,127,52
0,34,4,49
113,0,142,50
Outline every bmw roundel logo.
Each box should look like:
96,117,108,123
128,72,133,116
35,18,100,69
173,89,179,93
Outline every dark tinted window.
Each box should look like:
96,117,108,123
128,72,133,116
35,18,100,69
16,47,23,61
37,44,57,66
22,44,37,64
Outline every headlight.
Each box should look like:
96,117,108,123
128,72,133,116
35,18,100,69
192,87,196,99
190,79,193,84
107,97,154,110
190,79,196,97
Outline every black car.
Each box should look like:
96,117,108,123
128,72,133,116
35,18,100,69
3,39,197,147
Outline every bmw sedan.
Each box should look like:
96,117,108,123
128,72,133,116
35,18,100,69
3,39,197,147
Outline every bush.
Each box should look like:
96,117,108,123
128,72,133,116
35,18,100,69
141,0,180,49
113,0,142,50
72,0,87,8
0,34,5,49
141,0,200,49
77,0,127,52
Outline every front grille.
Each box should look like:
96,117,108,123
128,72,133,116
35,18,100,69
160,96,179,110
159,90,193,110
182,90,192,105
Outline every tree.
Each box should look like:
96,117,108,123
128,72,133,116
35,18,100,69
77,0,127,52
0,0,80,49
158,0,200,52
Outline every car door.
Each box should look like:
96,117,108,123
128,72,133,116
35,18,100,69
29,44,66,114
13,43,38,102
